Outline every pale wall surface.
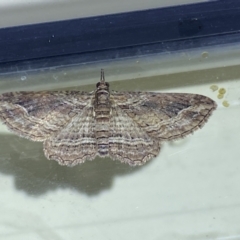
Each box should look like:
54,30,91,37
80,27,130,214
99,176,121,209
0,40,239,240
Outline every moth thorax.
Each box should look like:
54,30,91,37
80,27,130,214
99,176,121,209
95,89,110,106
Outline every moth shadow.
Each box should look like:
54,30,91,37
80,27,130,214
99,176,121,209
0,134,146,196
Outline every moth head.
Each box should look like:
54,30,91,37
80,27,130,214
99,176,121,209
96,69,109,90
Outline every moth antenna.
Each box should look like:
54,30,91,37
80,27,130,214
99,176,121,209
100,69,105,83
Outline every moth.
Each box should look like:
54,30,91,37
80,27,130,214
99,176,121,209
0,70,217,166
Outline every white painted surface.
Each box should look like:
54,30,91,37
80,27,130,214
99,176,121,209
0,0,208,27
